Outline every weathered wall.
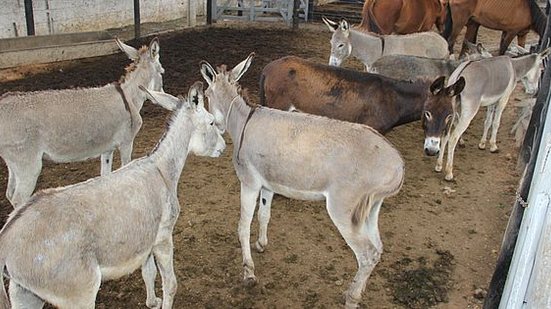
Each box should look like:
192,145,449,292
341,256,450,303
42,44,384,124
0,0,206,39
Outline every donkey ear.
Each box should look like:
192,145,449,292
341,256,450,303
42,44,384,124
447,76,465,97
200,61,216,86
149,37,160,59
340,19,350,36
139,85,178,111
115,38,139,61
430,76,446,95
322,16,338,32
231,52,255,82
188,81,205,109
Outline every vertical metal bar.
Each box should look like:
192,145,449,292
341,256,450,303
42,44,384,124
207,0,213,24
292,0,300,29
134,0,141,39
24,0,35,35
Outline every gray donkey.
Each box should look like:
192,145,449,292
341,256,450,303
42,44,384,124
0,82,226,309
0,37,165,207
200,54,405,308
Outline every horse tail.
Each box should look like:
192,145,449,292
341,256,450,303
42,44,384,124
442,1,453,40
259,72,267,106
528,0,547,38
367,0,383,34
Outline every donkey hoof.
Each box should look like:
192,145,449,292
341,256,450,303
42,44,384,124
146,297,162,309
255,241,266,253
490,146,499,153
243,276,257,287
435,165,443,172
444,173,454,182
478,142,486,150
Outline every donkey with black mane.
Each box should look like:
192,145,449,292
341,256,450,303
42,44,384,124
0,37,165,207
202,53,411,308
260,56,465,135
0,82,225,309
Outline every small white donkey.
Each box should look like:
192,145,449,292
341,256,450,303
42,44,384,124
0,82,225,309
0,37,165,207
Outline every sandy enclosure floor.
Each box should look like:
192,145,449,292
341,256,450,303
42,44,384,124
0,22,538,308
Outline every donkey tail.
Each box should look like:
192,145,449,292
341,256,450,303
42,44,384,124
259,72,267,106
351,193,373,227
0,255,9,309
442,1,453,40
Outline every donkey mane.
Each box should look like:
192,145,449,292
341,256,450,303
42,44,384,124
118,45,150,83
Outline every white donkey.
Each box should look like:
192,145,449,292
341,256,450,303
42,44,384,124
0,37,165,207
322,17,449,71
0,82,226,309
200,54,405,308
425,48,550,181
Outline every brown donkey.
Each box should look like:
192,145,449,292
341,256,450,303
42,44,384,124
259,56,465,135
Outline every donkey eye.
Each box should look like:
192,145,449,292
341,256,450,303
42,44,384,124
209,121,214,126
424,111,432,120
338,43,344,49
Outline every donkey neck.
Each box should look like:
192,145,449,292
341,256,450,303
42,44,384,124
511,54,538,81
149,109,194,192
225,95,254,161
350,30,383,67
119,65,151,111
393,81,430,126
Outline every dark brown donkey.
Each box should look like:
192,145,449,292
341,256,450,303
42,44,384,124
358,0,447,35
443,0,547,55
259,56,465,135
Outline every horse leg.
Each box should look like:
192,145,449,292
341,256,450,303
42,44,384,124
489,90,514,152
517,30,528,48
255,188,274,253
238,182,261,286
152,235,177,309
100,151,114,176
326,194,383,308
499,31,518,55
9,281,45,309
479,105,496,150
142,254,161,309
10,157,42,207
460,21,480,56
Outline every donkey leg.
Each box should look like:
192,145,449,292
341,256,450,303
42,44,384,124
153,236,177,309
255,188,274,253
238,183,261,286
479,105,496,150
444,116,473,181
119,142,134,168
435,132,450,172
326,195,382,308
6,164,16,202
10,159,42,207
489,94,513,152
9,281,45,309
142,254,161,308
100,151,114,176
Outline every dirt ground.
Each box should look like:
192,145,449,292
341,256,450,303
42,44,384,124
0,21,538,308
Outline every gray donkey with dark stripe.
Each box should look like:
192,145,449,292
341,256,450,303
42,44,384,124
201,53,405,308
0,37,165,207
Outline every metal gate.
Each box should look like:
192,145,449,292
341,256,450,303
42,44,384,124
211,0,309,24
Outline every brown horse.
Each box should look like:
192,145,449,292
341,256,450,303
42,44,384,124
443,0,547,55
358,0,447,34
259,56,465,135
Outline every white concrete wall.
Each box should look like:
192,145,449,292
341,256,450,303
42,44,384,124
0,0,206,39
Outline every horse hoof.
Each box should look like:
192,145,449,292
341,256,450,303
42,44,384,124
243,276,257,287
255,241,266,253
